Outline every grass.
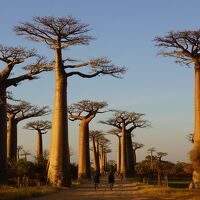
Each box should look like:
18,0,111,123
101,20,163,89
0,186,59,200
131,182,200,200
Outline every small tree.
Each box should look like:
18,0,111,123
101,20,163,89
7,101,50,161
147,147,156,169
132,142,144,165
107,128,121,173
15,16,126,186
89,130,103,173
24,120,51,164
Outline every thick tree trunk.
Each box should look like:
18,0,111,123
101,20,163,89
48,48,71,187
126,132,135,177
117,136,121,173
78,120,91,179
7,117,17,161
191,64,200,188
92,138,98,171
96,141,100,173
100,146,104,174
36,131,43,164
121,122,127,178
0,85,7,183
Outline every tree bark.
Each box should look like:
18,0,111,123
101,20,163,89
191,64,200,188
117,136,121,174
92,138,98,171
96,141,100,173
100,146,104,174
36,131,43,164
7,117,17,161
133,149,136,165
0,84,7,183
126,131,135,177
78,119,91,179
121,122,127,177
47,48,71,187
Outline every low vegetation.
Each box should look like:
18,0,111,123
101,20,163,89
0,186,59,200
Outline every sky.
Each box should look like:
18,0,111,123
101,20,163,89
0,0,199,164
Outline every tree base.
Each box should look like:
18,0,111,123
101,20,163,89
189,171,200,189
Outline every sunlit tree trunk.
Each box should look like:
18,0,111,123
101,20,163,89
96,141,100,173
48,48,71,187
100,146,104,174
78,119,90,179
126,131,135,177
92,138,98,171
121,122,127,177
36,131,43,164
192,64,200,187
7,117,17,161
0,85,7,183
117,136,121,173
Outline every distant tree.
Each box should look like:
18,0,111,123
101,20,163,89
89,130,103,172
17,145,24,160
132,142,144,165
147,147,156,169
154,30,200,188
107,128,122,173
186,133,194,143
24,120,51,164
7,101,50,161
15,16,126,186
0,45,51,183
157,152,168,162
101,111,150,178
20,150,32,162
68,100,107,179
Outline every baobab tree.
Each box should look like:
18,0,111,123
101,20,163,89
68,100,107,179
132,142,144,165
24,120,51,164
147,147,156,169
7,101,50,161
0,46,51,183
89,130,103,172
101,111,150,178
154,30,200,188
14,16,126,186
17,145,24,160
157,152,168,162
107,128,122,173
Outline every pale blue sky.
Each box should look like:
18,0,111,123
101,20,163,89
0,0,198,163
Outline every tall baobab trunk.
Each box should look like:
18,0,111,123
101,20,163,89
92,138,98,171
96,140,100,172
78,119,91,179
117,136,121,174
100,146,104,174
36,131,43,164
48,48,71,187
126,132,135,177
0,85,7,183
7,117,17,161
192,64,200,187
121,122,127,178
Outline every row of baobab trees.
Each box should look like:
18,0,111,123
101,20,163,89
1,15,200,188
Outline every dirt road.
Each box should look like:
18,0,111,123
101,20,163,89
28,177,197,200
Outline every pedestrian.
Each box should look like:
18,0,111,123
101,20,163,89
108,170,115,190
93,171,100,190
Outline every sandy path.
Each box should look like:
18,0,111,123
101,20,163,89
28,177,192,200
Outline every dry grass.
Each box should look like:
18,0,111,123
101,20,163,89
0,186,59,200
131,183,200,200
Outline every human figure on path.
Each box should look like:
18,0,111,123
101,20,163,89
93,171,100,190
108,170,115,190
